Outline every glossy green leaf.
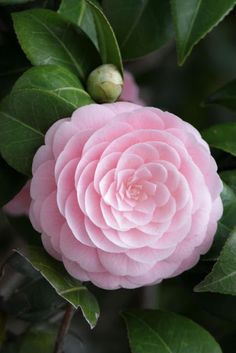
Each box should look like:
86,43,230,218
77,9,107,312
85,0,123,73
122,309,222,353
13,65,92,107
221,170,236,194
221,182,236,206
12,9,101,80
202,123,236,157
204,183,236,261
0,157,26,207
0,65,93,175
195,229,236,295
59,0,123,73
0,94,43,176
58,0,99,48
17,246,100,328
103,0,173,60
206,79,236,111
171,0,236,65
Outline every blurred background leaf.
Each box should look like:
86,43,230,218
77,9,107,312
171,0,236,65
102,0,173,60
206,78,236,111
202,123,236,156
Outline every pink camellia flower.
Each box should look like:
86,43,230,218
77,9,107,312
29,102,223,289
120,71,144,105
4,181,31,216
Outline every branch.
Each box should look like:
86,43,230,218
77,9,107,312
53,303,75,353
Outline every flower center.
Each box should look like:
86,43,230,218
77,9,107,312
126,183,143,200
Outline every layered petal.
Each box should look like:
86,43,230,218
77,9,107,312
28,102,223,290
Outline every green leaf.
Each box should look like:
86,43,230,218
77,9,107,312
171,0,236,65
203,183,236,261
0,65,93,175
221,170,236,194
206,79,236,111
0,157,26,207
12,9,101,80
202,123,236,157
59,0,123,74
221,182,236,206
102,0,173,60
195,229,236,295
17,245,100,328
58,0,99,48
13,65,92,108
84,0,123,73
0,94,43,176
122,309,222,353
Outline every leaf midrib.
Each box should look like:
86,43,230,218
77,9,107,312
121,0,149,49
0,111,44,137
28,13,83,78
77,0,87,25
14,87,89,108
181,0,202,55
126,312,173,353
198,264,236,290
